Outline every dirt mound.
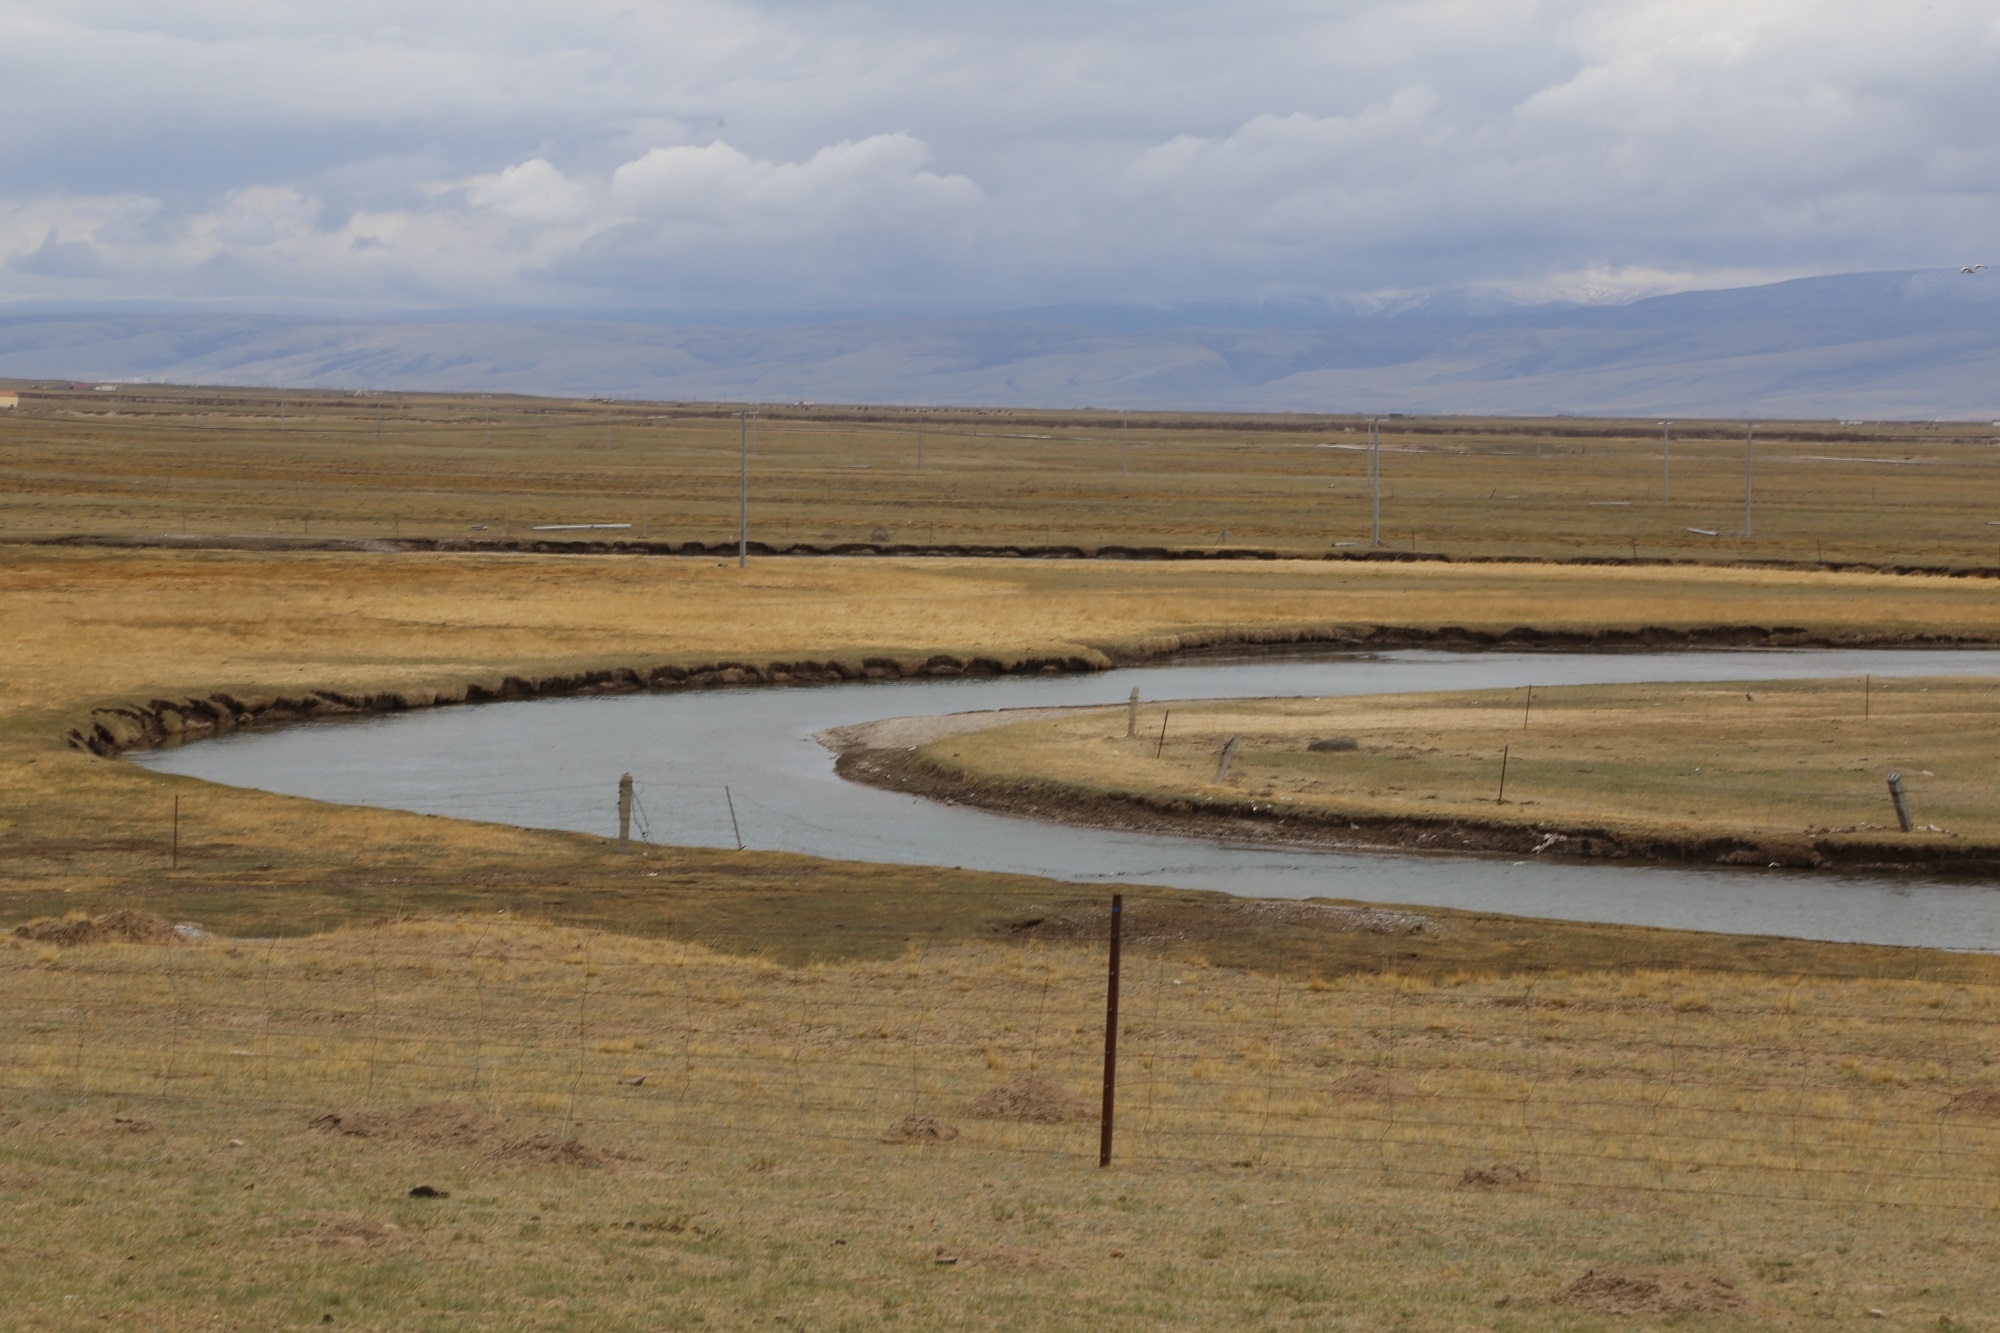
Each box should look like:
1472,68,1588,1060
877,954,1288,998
13,910,180,947
1558,1267,1744,1316
1941,1087,2000,1118
963,1076,1092,1124
307,1102,505,1148
482,1134,605,1168
1456,1163,1538,1190
882,1115,960,1143
288,1213,405,1249
1328,1069,1424,1099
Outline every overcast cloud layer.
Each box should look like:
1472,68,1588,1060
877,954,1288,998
4,1,1999,316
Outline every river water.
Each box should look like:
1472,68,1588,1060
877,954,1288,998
134,648,2000,950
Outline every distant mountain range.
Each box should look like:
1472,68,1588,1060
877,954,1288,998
3,269,1998,418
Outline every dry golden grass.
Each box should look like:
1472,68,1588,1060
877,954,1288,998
8,382,2000,565
914,676,2000,864
4,916,1998,1328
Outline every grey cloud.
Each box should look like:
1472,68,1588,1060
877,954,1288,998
8,234,107,278
1,1,1997,313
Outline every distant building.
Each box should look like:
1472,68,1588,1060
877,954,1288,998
0,392,18,410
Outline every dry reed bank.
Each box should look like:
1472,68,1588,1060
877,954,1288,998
875,676,2000,870
6,383,2000,566
3,915,1998,1329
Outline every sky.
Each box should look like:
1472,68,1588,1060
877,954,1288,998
4,0,1999,318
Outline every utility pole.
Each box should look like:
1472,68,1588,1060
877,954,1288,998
1370,418,1383,547
1661,421,1671,503
1742,422,1755,537
738,411,750,568
1121,412,1129,476
917,410,924,469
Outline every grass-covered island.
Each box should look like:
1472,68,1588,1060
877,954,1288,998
838,676,2000,871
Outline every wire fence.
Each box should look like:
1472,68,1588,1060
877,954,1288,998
5,893,1997,1215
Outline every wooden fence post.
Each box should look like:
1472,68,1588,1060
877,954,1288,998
1886,773,1913,833
1214,735,1243,783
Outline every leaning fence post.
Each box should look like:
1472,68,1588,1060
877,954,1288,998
1214,734,1243,783
1126,687,1140,738
1886,773,1913,832
617,773,634,843
724,785,744,851
1099,893,1122,1168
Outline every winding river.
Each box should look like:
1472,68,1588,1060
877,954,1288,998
134,648,2000,950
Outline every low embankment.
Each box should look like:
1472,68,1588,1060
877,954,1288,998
70,621,1995,759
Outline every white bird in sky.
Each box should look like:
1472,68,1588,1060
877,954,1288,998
1961,264,1986,274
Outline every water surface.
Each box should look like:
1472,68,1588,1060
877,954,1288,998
135,648,2000,950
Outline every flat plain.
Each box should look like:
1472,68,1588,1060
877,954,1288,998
7,382,2000,565
3,389,2000,1328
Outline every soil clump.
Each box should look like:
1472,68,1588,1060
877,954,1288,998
963,1076,1092,1124
1456,1163,1538,1190
1558,1266,1744,1316
882,1115,961,1143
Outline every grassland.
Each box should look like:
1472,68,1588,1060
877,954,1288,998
864,676,2000,870
7,381,2000,567
6,915,1999,1329
5,390,2000,1324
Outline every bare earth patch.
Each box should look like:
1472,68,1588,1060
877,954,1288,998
882,1115,961,1144
963,1076,1092,1124
307,1102,506,1149
1457,1163,1538,1190
482,1133,607,1169
1940,1087,2000,1118
1558,1266,1744,1316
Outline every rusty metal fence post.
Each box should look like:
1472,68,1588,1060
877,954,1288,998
1099,893,1122,1168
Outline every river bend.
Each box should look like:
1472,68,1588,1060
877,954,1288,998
134,648,2000,950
